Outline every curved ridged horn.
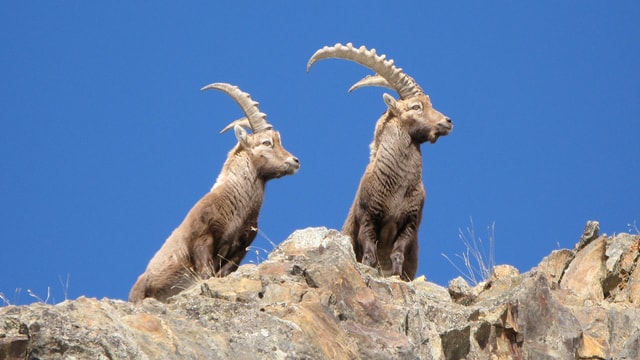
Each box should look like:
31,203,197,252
219,117,251,134
201,82,272,133
348,74,393,93
307,42,423,99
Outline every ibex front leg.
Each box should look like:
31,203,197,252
216,226,257,277
357,217,379,267
390,221,419,281
192,233,215,279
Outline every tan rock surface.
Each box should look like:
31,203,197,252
1,226,639,359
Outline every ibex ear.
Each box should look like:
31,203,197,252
233,124,250,148
383,93,400,115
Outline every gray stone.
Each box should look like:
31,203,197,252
1,226,639,359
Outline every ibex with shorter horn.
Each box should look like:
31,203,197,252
307,43,452,281
129,83,300,302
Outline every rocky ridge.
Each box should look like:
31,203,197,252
1,222,639,359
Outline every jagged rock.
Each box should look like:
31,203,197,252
625,258,640,306
574,220,600,252
448,276,475,305
605,233,640,302
562,235,607,301
536,248,574,284
446,265,519,308
1,225,639,359
481,265,521,297
489,264,519,282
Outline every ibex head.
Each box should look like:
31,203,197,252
381,92,452,144
201,82,300,180
307,43,453,144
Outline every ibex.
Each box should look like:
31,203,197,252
307,43,452,281
129,83,300,302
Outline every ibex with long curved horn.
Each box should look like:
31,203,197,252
129,83,300,302
307,43,452,281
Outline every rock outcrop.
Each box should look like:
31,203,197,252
1,223,639,359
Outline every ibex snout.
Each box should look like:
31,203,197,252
439,117,453,131
286,156,300,174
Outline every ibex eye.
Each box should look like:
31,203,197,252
262,140,272,147
411,104,421,111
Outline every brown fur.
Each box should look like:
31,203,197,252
307,43,453,280
342,93,452,281
129,128,298,302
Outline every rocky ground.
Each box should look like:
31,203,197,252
1,222,639,359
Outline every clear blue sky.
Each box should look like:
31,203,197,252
1,2,638,305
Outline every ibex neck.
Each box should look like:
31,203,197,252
211,153,265,197
371,123,423,181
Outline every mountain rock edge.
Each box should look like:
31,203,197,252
1,221,639,359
